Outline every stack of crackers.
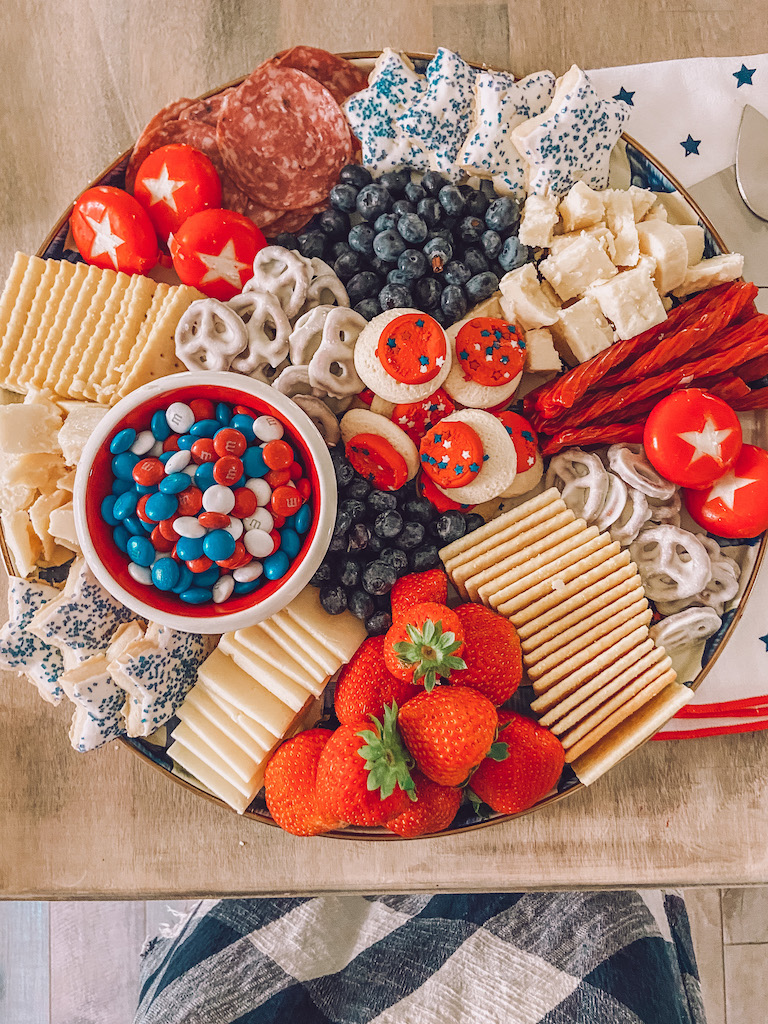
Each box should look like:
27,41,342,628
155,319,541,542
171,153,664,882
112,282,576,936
0,252,202,403
440,488,676,762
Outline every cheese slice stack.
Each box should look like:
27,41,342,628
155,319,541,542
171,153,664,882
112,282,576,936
168,588,367,814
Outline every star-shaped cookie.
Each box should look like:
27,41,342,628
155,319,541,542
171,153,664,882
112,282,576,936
458,69,555,197
511,65,629,196
0,576,65,704
60,654,127,751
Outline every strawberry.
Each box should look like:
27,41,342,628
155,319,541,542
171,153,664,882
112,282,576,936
315,706,415,826
386,771,463,838
469,712,565,815
334,636,421,726
449,603,522,706
383,602,466,691
264,729,344,836
398,685,498,786
390,568,448,622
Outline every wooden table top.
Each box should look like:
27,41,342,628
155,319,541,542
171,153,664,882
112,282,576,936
3,1,768,898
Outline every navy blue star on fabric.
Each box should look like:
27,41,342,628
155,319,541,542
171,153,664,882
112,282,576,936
681,135,701,157
734,64,756,88
613,86,635,106
759,633,768,651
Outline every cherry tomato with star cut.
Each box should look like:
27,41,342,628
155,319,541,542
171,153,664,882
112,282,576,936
133,144,223,243
71,185,158,275
683,443,768,538
169,208,267,301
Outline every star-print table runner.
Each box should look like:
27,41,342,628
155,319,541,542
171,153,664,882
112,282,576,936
588,54,768,737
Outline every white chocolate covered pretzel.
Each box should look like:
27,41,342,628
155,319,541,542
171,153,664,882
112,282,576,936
228,291,291,373
291,394,341,446
629,524,711,602
607,443,677,501
247,245,310,320
308,306,366,398
649,606,722,653
175,298,248,372
545,448,609,523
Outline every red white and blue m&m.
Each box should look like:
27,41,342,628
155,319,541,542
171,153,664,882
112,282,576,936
103,399,314,606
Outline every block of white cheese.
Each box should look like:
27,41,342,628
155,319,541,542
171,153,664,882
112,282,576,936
179,688,271,762
171,717,261,788
603,190,640,267
588,264,668,340
626,185,656,222
3,509,42,577
523,327,561,373
548,225,616,262
636,221,689,294
653,190,699,226
194,683,276,752
539,234,617,301
550,296,615,365
257,617,335,686
28,489,70,562
48,503,79,551
281,586,367,665
676,224,706,266
671,253,745,298
233,622,325,687
197,647,298,738
518,194,559,248
218,633,312,712
642,202,669,222
557,180,605,232
499,264,561,331
168,740,263,815
0,402,62,455
466,293,505,319
58,403,109,466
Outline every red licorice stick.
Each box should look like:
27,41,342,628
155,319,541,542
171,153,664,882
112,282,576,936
698,373,752,403
529,281,751,417
541,421,644,455
731,387,768,410
735,351,768,382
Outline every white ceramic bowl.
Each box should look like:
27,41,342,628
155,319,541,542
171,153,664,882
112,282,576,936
73,371,337,633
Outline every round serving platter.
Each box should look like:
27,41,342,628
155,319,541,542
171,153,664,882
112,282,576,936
14,51,767,838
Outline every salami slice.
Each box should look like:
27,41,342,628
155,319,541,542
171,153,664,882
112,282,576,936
179,87,237,127
221,174,283,230
216,65,353,211
126,118,225,193
127,97,197,189
271,46,369,104
265,201,327,238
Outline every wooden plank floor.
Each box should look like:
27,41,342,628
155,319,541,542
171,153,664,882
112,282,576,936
0,893,766,1021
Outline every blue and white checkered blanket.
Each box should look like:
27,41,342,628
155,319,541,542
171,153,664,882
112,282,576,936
135,892,706,1023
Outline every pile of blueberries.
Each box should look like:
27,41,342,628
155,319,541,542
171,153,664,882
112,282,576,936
274,166,530,327
311,449,483,635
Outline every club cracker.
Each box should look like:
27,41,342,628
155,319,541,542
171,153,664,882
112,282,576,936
5,260,59,391
0,255,49,385
13,261,78,390
55,271,129,397
27,262,91,390
98,281,169,401
80,275,155,400
40,264,104,391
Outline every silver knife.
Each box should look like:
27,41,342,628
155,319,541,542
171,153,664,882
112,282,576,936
736,104,768,221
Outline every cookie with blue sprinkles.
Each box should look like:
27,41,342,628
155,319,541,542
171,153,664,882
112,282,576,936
0,577,65,705
60,653,127,751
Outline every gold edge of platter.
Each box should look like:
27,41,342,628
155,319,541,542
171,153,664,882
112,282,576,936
21,50,764,838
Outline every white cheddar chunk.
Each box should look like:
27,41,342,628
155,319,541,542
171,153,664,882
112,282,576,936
181,686,271,761
626,185,656,222
3,509,41,576
48,503,79,550
588,264,668,340
518,194,559,248
499,264,561,331
654,190,699,226
604,190,640,267
0,402,62,455
197,648,296,738
168,740,261,815
548,225,616,262
233,623,326,686
539,234,617,301
282,587,367,665
218,634,311,712
195,684,276,752
171,716,261,786
671,253,745,298
676,224,706,266
636,221,689,294
466,293,504,319
642,202,669,222
557,180,605,232
523,328,561,373
550,296,615,365
261,617,336,684
58,403,109,466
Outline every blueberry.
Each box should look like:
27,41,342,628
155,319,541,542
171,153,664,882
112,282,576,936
309,562,333,586
354,298,381,320
319,584,348,615
498,236,530,273
365,255,389,277
373,228,407,262
365,610,393,636
422,171,448,194
328,533,348,552
374,509,404,539
348,223,376,257
387,268,412,287
431,307,452,328
298,231,327,259
367,533,384,555
379,168,410,193
274,232,299,250
413,276,442,310
380,547,409,575
402,497,434,524
485,196,520,233
463,512,486,533
374,212,398,233
395,521,426,550
333,508,353,538
466,271,500,304
435,510,467,544
346,271,383,305
428,226,453,243
398,248,429,280
316,208,349,240
457,216,484,246
329,183,358,213
416,197,442,228
367,489,398,513
333,250,363,282
443,260,471,287
464,190,490,218
404,181,427,203
438,185,465,217
379,283,412,310
409,544,440,572
478,177,497,195
481,229,502,260
356,183,391,221
397,213,428,245
331,240,353,260
330,448,356,487
394,478,419,503
423,236,453,273
362,560,397,596
344,477,372,500
348,588,375,620
347,522,371,552
440,284,468,322
340,558,361,588
339,164,373,188
463,247,488,275
340,498,366,524
392,198,416,217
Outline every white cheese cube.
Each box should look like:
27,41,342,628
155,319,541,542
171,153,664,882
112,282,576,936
518,194,559,248
627,185,656,222
588,264,668,340
642,202,669,222
524,328,561,373
604,190,640,267
4,509,42,577
499,264,561,330
539,234,618,301
58,404,109,467
549,225,617,262
636,221,689,294
0,403,62,456
466,292,505,319
676,224,706,266
550,296,615,365
557,181,605,232
671,253,745,298
653,190,699,226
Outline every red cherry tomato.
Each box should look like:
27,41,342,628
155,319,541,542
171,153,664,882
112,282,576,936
645,389,742,490
133,144,222,241
169,208,266,301
71,186,158,274
683,444,768,538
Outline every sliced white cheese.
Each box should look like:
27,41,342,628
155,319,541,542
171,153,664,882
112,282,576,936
180,686,271,762
518,194,559,248
195,683,276,752
234,622,327,686
168,740,262,815
550,296,615,365
676,224,706,266
28,489,70,562
198,647,297,738
281,586,367,665
588,264,668,341
48,503,79,550
603,189,640,267
539,234,617,301
523,327,561,373
218,633,312,712
636,220,689,294
499,264,561,331
671,253,745,298
557,180,605,232
642,202,669,222
255,619,333,688
171,717,261,786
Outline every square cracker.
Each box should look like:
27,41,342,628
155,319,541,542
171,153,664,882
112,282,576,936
532,616,652,696
25,262,89,390
5,260,59,391
0,254,48,384
14,261,78,389
41,264,105,392
55,270,128,397
80,274,156,400
532,637,656,714
97,279,167,402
